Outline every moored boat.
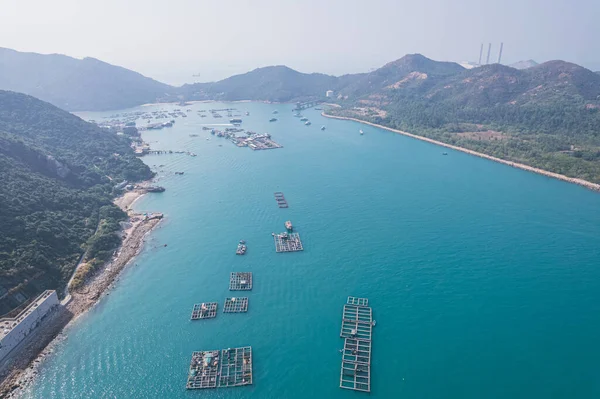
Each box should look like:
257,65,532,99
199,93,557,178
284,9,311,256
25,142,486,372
285,220,293,231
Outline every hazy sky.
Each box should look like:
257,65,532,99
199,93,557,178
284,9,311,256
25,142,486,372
2,0,598,85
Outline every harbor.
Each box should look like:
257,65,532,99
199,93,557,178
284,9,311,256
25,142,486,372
186,346,252,390
339,297,375,393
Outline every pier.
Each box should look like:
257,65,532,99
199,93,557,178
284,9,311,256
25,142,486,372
339,297,374,393
191,302,218,320
293,100,323,111
186,346,252,390
230,272,253,290
273,232,304,252
223,297,248,313
274,192,288,208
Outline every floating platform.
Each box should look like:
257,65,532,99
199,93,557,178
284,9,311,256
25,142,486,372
229,272,253,291
273,232,304,252
191,302,218,320
186,346,252,390
340,304,373,340
339,297,374,393
274,192,288,208
219,346,253,387
347,296,369,307
186,350,220,388
223,297,248,313
340,338,371,392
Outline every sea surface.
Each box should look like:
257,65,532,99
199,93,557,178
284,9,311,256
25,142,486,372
23,102,600,398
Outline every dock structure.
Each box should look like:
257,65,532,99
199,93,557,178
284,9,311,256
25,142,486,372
219,346,253,387
274,192,288,208
191,302,218,320
229,272,253,291
339,297,374,393
272,232,304,253
223,297,248,313
186,346,252,390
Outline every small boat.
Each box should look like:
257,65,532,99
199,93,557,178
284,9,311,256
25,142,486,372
359,129,364,135
239,240,246,244
272,110,278,114
372,320,376,327
245,111,250,116
293,113,302,117
305,121,311,126
300,117,308,122
320,126,326,130
269,118,278,122
442,152,448,155
175,171,184,175
285,221,293,231
236,243,247,255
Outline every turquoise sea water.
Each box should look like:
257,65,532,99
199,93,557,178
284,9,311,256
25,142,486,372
24,102,600,398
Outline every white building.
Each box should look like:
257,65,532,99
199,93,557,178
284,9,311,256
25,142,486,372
326,90,334,98
0,290,60,363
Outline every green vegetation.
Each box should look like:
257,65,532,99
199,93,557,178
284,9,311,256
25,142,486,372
0,91,152,314
331,57,600,184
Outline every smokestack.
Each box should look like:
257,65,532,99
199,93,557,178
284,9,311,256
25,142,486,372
497,42,504,64
478,43,483,65
486,43,492,64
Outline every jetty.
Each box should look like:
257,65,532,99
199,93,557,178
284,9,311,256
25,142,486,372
223,297,248,313
274,192,288,208
339,297,374,393
230,272,253,290
191,302,218,320
272,232,303,252
186,346,252,389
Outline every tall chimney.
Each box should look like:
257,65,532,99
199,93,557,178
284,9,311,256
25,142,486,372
486,43,492,64
497,42,504,64
478,43,483,65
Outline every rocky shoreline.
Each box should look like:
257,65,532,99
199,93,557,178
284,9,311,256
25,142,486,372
322,113,600,193
0,190,162,398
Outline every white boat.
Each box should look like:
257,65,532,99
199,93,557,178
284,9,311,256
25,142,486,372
305,121,311,126
359,129,364,135
320,126,326,130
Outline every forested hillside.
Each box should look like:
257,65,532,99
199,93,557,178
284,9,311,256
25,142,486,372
329,58,600,183
0,91,152,315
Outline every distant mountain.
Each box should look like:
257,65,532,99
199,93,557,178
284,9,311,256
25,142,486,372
0,90,152,314
180,65,340,102
509,60,539,70
338,54,465,97
0,47,174,111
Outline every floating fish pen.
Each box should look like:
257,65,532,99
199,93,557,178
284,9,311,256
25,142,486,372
339,297,374,393
340,303,373,340
191,302,218,320
347,296,369,307
186,346,252,390
340,338,371,392
186,350,220,389
223,297,248,313
272,232,304,252
230,272,253,291
219,346,253,387
274,192,288,208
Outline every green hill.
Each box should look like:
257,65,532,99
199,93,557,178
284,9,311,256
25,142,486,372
329,57,600,184
0,91,152,315
0,47,174,112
